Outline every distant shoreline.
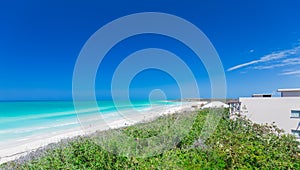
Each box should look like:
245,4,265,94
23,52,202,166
0,98,238,102
0,101,204,164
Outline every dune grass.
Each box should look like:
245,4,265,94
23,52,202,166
2,109,300,169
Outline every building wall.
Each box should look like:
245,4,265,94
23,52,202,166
281,91,300,97
239,97,300,134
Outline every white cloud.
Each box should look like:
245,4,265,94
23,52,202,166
252,58,300,70
227,60,260,71
282,58,300,65
279,70,300,76
227,46,300,72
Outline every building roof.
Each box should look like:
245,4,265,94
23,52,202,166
227,99,240,104
252,93,272,96
277,88,300,92
201,101,229,109
252,94,272,97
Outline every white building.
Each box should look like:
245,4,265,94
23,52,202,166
239,88,300,139
278,88,300,97
201,101,229,109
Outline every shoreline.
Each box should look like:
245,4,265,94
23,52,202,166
0,101,205,164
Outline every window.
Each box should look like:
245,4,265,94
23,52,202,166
291,130,300,138
290,110,300,118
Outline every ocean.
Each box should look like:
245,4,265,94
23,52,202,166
0,100,176,144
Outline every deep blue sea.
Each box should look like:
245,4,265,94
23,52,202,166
0,100,175,143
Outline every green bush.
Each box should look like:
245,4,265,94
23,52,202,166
2,109,299,169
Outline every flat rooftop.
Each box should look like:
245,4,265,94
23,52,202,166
277,88,300,92
252,94,272,97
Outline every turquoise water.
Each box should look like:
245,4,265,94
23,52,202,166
0,100,175,143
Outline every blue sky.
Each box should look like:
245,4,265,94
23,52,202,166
0,0,300,100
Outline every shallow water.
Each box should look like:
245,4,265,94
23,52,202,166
0,100,176,143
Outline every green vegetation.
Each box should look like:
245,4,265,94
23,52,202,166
2,109,300,169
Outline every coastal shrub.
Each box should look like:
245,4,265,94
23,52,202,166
2,109,299,169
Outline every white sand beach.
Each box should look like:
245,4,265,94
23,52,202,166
0,101,205,164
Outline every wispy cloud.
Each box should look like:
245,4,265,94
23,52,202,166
227,60,260,71
252,58,300,70
279,70,300,76
227,46,300,72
